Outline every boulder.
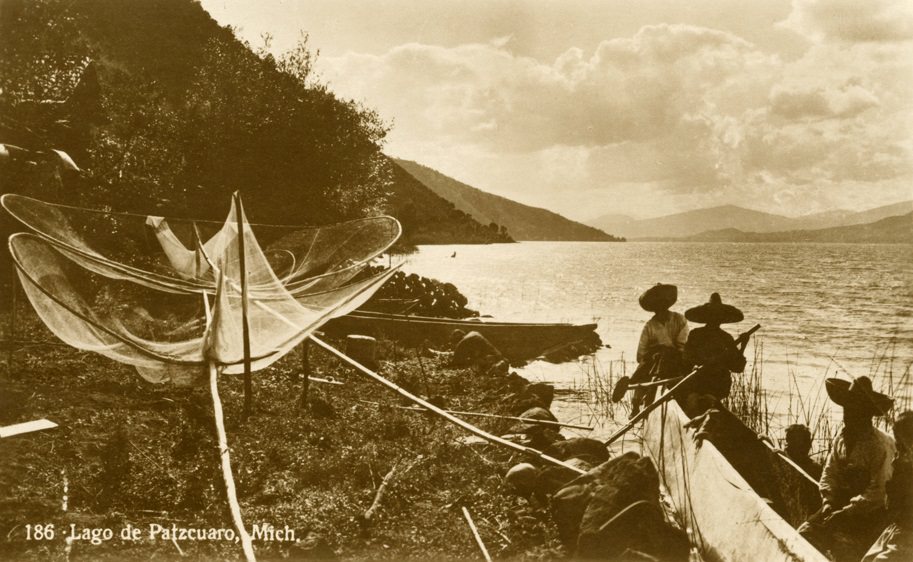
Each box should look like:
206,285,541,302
551,453,688,561
520,383,555,409
544,438,610,465
510,408,563,449
487,359,510,376
518,406,558,423
452,331,504,367
538,458,593,497
552,475,597,548
512,396,547,415
504,371,529,391
504,463,539,497
528,427,565,451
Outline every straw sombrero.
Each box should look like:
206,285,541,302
685,293,743,325
639,284,677,312
825,376,893,417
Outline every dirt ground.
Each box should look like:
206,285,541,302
0,318,567,561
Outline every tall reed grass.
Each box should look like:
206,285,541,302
580,336,912,460
725,337,912,459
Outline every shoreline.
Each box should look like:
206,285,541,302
0,324,582,561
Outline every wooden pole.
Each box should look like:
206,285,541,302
7,267,17,373
299,340,311,407
191,222,205,279
604,324,762,447
462,507,492,562
759,438,820,487
604,366,703,447
203,293,256,562
233,192,253,421
310,335,585,474
357,400,594,431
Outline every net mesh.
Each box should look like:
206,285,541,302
6,193,401,384
2,194,401,297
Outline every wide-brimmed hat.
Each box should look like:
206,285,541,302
825,376,893,417
639,284,677,312
685,293,743,325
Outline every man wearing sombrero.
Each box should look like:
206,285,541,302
799,376,896,561
630,283,689,416
864,409,913,561
679,292,746,414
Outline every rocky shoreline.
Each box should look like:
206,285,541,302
0,310,681,561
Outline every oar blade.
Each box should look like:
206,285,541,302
611,376,631,403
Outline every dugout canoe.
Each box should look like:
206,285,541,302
641,399,828,562
322,310,601,363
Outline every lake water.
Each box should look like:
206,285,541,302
401,242,913,442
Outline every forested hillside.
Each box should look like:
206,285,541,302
396,159,621,241
386,159,513,245
0,0,506,251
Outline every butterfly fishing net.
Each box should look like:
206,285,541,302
5,193,401,384
3,194,400,296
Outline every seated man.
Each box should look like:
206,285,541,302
785,423,823,481
863,410,913,561
630,283,688,416
679,293,746,415
799,376,895,561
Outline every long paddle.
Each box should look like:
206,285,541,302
611,366,652,403
603,324,760,447
603,366,704,447
310,335,588,475
357,400,594,430
611,323,759,402
758,436,820,486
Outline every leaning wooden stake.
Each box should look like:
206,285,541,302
462,507,492,562
234,192,253,421
7,267,18,372
204,294,256,562
358,400,594,431
310,336,585,475
299,340,311,406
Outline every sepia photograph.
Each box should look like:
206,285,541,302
0,0,911,560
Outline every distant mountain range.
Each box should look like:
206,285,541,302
395,159,621,242
684,212,913,244
588,201,913,240
387,154,909,244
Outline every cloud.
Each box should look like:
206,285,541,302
781,0,913,43
769,83,880,119
323,24,777,166
320,20,913,216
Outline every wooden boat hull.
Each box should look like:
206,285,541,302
641,400,828,562
323,311,600,363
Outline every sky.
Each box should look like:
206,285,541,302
200,0,913,221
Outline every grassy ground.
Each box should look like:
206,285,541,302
0,318,565,561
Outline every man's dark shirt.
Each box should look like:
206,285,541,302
682,326,746,400
787,452,823,481
887,450,913,528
